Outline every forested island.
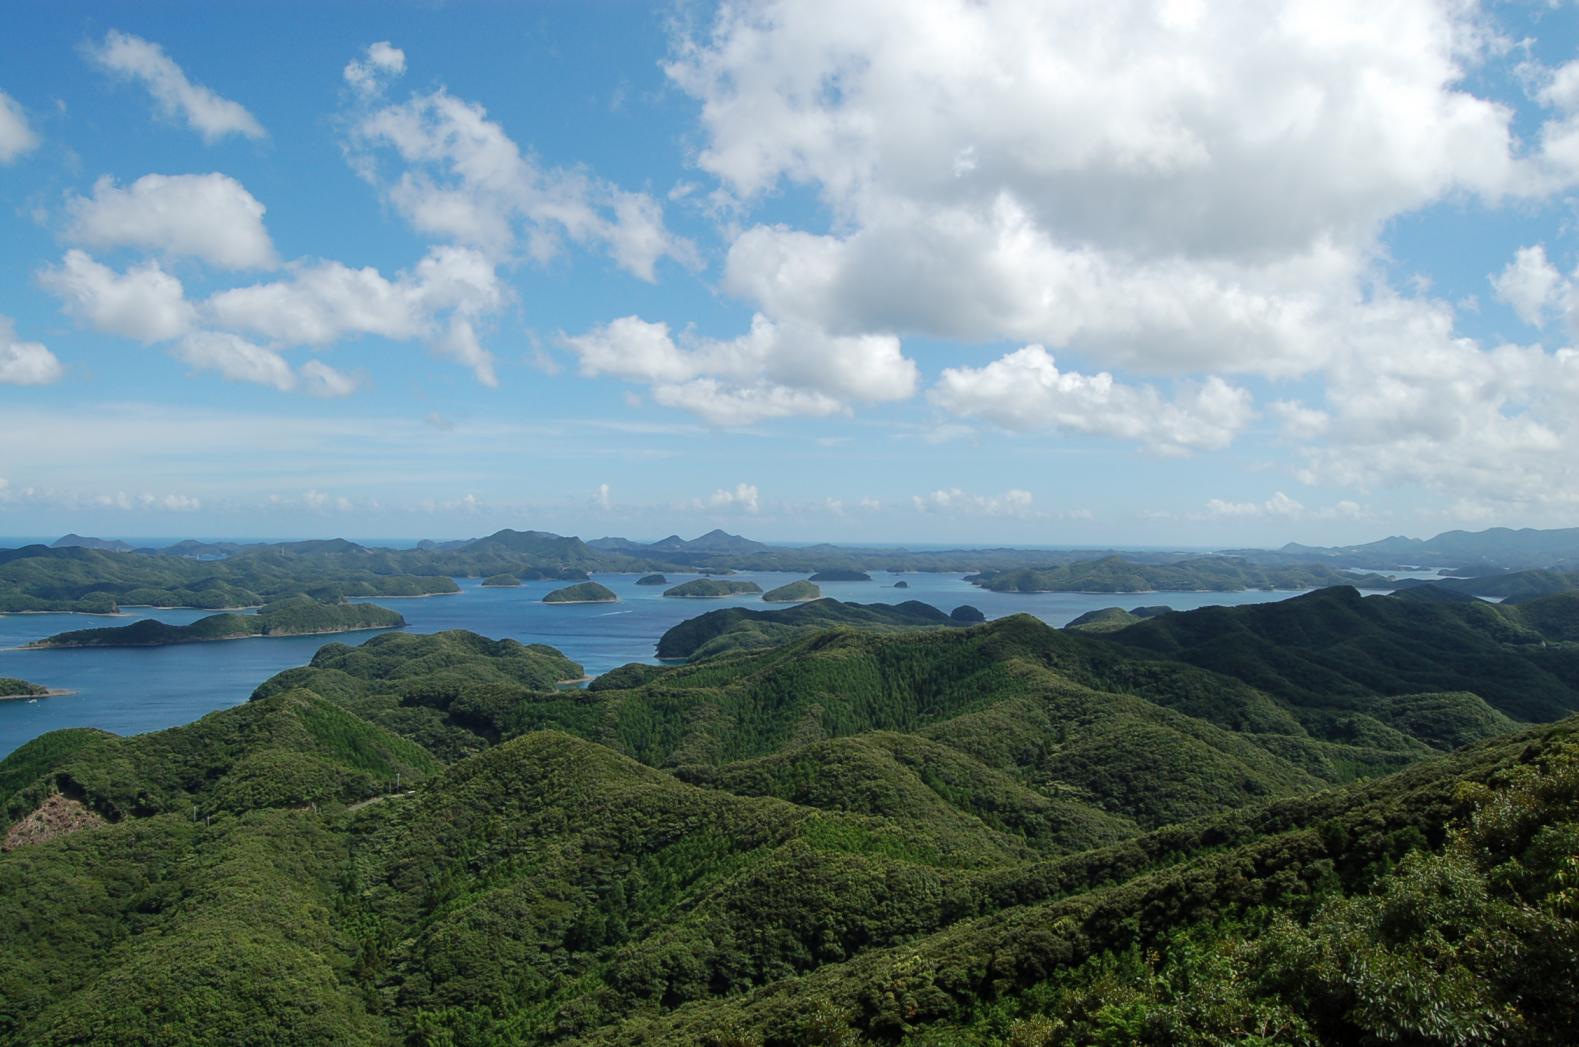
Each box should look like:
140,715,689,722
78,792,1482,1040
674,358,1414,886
542,582,619,604
26,599,406,649
480,574,521,588
761,580,820,602
661,578,764,598
1,586,1577,1041
968,555,1394,593
634,574,668,585
808,569,873,582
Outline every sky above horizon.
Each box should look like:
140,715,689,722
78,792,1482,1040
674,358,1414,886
3,1,1579,547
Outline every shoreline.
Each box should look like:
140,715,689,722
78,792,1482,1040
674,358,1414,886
0,688,75,701
542,599,620,605
21,623,406,652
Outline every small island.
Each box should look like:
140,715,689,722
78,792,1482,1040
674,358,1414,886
28,598,405,649
480,574,522,588
0,678,63,701
808,569,872,582
635,574,669,586
950,605,986,623
762,580,821,603
892,579,909,589
663,579,764,598
542,581,619,604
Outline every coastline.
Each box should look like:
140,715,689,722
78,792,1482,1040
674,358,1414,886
0,688,75,701
22,623,406,651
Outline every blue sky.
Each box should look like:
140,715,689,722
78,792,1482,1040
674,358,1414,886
2,0,1579,546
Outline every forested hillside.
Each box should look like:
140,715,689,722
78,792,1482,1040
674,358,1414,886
1,589,1575,1044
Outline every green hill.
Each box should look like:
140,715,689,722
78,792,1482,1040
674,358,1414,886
28,598,405,648
2,591,1577,1044
655,598,953,659
662,578,764,598
480,573,520,587
1107,585,1579,722
635,573,668,585
1065,607,1147,632
762,579,821,602
542,581,618,603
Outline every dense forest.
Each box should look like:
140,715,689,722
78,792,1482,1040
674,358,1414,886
2,586,1576,1043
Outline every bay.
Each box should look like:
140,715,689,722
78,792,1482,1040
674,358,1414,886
0,571,1390,758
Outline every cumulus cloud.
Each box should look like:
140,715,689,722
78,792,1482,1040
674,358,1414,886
205,245,505,384
66,173,277,269
173,331,294,390
0,90,39,163
40,249,196,343
85,30,264,142
563,313,915,424
930,344,1253,455
679,482,761,513
348,84,693,277
1205,492,1305,518
298,360,359,398
1491,244,1574,334
0,316,63,386
911,487,1035,517
169,333,358,398
666,0,1561,382
1288,289,1579,509
344,41,406,95
593,483,613,511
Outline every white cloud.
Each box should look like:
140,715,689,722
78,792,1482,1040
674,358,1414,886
1269,400,1331,441
0,90,40,163
205,245,504,384
86,30,264,142
348,84,692,276
40,249,196,343
676,483,762,512
930,344,1253,455
1289,296,1579,509
173,331,294,390
911,487,1035,517
1205,492,1305,518
666,0,1559,383
1491,243,1575,334
0,316,63,385
344,41,406,96
66,173,277,269
563,313,915,424
593,482,613,510
298,360,359,398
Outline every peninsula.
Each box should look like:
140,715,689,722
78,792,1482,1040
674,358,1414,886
0,678,60,701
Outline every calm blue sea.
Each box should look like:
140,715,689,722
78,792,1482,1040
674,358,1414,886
0,572,1395,759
